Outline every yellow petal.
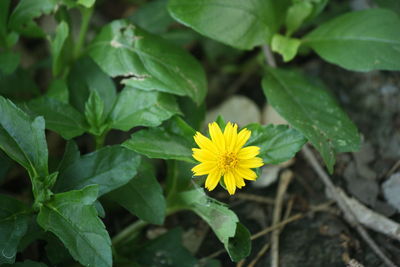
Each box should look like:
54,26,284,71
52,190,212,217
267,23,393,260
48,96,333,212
238,146,260,159
235,167,257,181
208,122,225,152
234,173,245,188
238,157,264,169
192,148,217,162
193,132,218,154
205,169,221,191
235,128,251,151
192,162,217,176
224,122,238,152
224,171,236,195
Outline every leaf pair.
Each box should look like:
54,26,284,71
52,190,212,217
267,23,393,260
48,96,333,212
169,1,400,71
0,96,146,267
27,58,182,139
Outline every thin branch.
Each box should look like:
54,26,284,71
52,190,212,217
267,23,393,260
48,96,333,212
302,145,397,267
262,45,277,67
271,170,293,267
251,201,333,240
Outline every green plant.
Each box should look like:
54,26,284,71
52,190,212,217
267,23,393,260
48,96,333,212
1,0,399,265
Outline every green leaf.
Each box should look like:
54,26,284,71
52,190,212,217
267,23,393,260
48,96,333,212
57,141,80,173
0,96,48,178
0,194,30,265
110,87,181,131
0,68,40,101
178,97,205,130
8,0,57,37
172,189,251,261
46,79,69,103
108,161,166,225
84,90,107,136
262,68,360,173
123,119,195,162
68,56,116,115
50,21,69,77
37,185,112,267
61,0,96,8
54,145,141,196
285,1,313,36
134,228,197,266
226,223,251,262
304,9,400,71
0,0,11,43
0,51,20,75
0,151,13,183
245,124,306,165
374,0,400,15
25,97,87,139
88,20,207,105
78,0,95,8
129,0,174,34
44,234,73,265
271,34,301,62
168,0,290,50
3,260,47,267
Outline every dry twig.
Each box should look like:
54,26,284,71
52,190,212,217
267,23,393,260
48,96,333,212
271,170,293,267
251,201,333,240
302,145,397,267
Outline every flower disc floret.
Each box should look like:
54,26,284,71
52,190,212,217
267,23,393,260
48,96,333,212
191,122,264,195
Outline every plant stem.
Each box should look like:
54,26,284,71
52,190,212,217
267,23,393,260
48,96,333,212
262,45,277,68
74,6,94,59
94,133,106,150
112,219,148,247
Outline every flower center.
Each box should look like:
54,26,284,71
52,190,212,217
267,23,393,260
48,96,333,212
218,152,238,173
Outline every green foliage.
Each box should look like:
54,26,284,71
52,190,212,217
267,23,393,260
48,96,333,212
129,0,174,34
26,97,87,139
134,228,197,266
110,87,181,131
262,68,360,173
0,96,48,178
108,161,166,225
168,0,290,50
54,145,141,196
246,124,307,165
37,185,112,267
304,9,400,71
68,57,116,115
170,188,251,261
4,0,394,264
89,20,207,105
0,51,20,75
123,117,195,162
271,34,301,62
0,195,30,264
84,90,107,136
3,260,47,267
374,0,400,14
50,21,69,77
285,1,313,36
8,0,57,37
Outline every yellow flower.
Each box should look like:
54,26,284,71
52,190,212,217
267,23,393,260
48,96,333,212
192,122,264,195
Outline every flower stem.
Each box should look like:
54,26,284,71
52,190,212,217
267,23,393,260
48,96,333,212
74,6,94,59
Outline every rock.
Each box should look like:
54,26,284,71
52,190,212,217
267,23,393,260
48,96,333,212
252,165,281,188
344,161,379,207
261,104,288,125
205,95,261,127
382,172,400,213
